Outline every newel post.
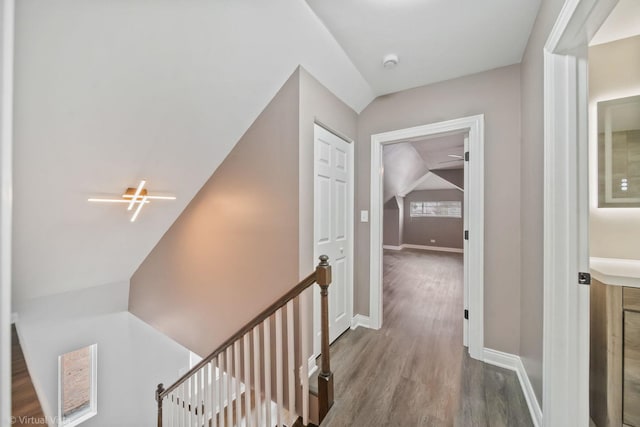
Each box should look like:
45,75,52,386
156,383,164,427
316,255,334,421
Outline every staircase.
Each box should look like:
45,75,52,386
155,256,334,427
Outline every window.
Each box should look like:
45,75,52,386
58,344,97,426
410,201,461,218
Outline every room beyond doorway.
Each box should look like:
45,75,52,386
370,115,485,360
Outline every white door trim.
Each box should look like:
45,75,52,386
369,114,484,361
542,1,617,425
0,0,14,425
313,123,354,358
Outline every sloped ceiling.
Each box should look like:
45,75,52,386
383,134,465,201
305,0,541,95
12,0,374,304
383,143,428,203
590,0,640,46
411,172,461,193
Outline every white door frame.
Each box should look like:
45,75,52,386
313,123,355,359
542,0,617,425
0,0,15,424
370,115,485,361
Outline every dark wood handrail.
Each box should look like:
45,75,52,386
158,255,331,400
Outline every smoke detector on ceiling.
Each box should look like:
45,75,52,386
382,54,399,69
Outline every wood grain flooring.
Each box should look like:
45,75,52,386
319,249,533,427
12,324,46,426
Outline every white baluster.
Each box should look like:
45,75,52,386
211,357,218,427
182,382,188,427
186,378,192,427
253,327,262,427
243,333,252,427
171,393,177,427
287,300,295,424
263,318,272,427
226,347,233,427
275,309,284,427
234,341,242,425
300,289,310,426
164,395,171,427
196,369,202,427
219,352,226,427
204,364,211,427
172,393,178,427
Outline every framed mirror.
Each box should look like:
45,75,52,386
598,95,640,207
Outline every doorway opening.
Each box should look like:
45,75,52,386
370,115,485,360
584,2,640,426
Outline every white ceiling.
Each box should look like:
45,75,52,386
408,172,461,193
12,0,374,304
590,0,640,46
411,134,464,171
383,143,428,203
12,0,544,304
305,0,541,95
383,133,464,201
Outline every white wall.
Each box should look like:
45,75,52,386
0,0,14,424
15,282,191,427
589,35,640,260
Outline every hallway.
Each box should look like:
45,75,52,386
320,249,533,426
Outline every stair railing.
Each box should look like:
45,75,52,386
155,255,333,427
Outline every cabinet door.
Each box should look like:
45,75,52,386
624,310,640,426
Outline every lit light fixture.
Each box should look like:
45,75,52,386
382,54,399,69
88,180,176,222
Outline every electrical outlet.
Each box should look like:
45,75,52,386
430,239,436,243
360,210,369,222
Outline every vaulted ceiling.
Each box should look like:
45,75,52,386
383,134,464,202
306,0,541,95
11,0,373,304
12,0,542,304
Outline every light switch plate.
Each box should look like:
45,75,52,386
360,210,369,222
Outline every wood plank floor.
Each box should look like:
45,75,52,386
320,249,533,427
12,324,46,426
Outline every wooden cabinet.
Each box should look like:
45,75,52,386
624,295,640,426
590,281,640,427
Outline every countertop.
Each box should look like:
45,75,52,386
590,257,640,288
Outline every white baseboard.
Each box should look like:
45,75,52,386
483,348,542,427
350,314,372,330
307,355,318,378
402,244,463,253
382,245,403,250
11,312,17,324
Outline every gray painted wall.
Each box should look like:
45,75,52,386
432,168,464,189
589,36,640,260
129,70,301,357
403,190,463,249
519,0,565,404
356,64,522,354
383,197,402,247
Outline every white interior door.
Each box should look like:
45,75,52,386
313,124,353,357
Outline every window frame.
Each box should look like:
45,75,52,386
409,200,462,218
